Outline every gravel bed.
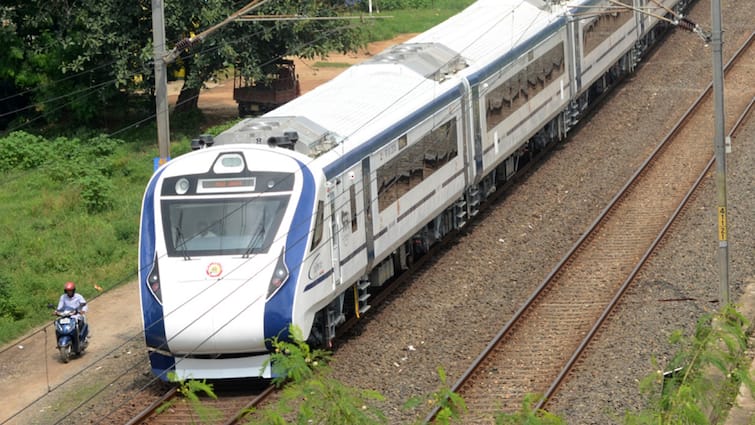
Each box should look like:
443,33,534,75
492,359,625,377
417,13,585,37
327,1,755,423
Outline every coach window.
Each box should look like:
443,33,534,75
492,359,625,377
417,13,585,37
485,42,564,131
377,118,458,211
582,0,632,56
310,200,324,250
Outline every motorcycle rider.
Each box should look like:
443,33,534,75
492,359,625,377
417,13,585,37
54,281,88,338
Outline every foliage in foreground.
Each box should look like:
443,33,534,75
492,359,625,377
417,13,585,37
624,304,755,424
404,366,467,424
243,325,386,424
233,325,467,424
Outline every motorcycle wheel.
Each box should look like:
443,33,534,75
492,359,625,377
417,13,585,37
59,345,71,363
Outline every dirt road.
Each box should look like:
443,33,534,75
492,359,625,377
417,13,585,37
2,282,142,424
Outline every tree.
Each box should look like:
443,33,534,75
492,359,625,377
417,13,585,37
0,0,153,129
170,0,367,114
0,0,367,130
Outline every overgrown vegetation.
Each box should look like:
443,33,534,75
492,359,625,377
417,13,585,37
624,305,755,424
0,131,147,342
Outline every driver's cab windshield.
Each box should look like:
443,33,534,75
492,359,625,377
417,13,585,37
162,196,289,257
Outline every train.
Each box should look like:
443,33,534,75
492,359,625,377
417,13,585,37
138,0,692,381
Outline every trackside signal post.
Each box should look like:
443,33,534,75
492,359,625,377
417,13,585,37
611,0,730,305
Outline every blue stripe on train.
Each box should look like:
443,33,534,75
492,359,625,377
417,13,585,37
139,168,170,356
263,159,315,347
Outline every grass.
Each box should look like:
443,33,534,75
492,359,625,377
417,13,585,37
312,61,353,68
361,0,476,42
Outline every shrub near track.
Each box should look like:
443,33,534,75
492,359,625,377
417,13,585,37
0,131,152,343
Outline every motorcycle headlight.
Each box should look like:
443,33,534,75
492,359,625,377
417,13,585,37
267,247,289,300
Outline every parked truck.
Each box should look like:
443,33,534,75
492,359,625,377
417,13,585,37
233,59,301,117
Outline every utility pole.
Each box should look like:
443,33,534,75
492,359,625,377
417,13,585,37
150,0,269,169
152,0,171,167
710,0,729,305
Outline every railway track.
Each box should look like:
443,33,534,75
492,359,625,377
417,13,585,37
425,31,755,423
124,380,273,425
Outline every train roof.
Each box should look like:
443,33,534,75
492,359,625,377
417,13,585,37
216,0,585,178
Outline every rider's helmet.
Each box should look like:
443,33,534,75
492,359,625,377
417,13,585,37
64,281,76,297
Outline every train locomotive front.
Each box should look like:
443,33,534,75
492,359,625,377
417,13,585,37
138,145,326,380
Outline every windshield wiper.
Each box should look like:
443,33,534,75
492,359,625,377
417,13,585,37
243,209,266,259
175,212,190,260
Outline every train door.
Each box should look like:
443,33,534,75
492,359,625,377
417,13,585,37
330,167,367,286
328,182,342,287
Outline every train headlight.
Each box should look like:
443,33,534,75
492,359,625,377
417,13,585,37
175,178,190,195
267,247,289,299
147,254,162,303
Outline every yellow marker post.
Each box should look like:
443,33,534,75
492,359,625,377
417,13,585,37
717,206,727,241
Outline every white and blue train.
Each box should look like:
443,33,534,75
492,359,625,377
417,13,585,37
139,0,692,380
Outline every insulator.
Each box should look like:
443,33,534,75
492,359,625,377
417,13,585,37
678,17,695,31
174,38,193,51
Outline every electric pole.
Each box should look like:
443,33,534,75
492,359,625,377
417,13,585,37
710,0,729,305
150,0,270,168
152,0,171,167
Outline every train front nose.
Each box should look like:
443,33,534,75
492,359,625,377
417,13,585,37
161,264,272,355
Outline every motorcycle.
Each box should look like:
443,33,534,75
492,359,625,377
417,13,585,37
48,305,89,363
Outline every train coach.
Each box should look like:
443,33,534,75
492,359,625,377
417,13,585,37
139,0,692,381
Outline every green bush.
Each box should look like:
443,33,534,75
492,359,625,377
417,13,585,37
625,305,755,424
0,131,52,171
0,276,23,321
0,130,152,343
78,173,115,213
